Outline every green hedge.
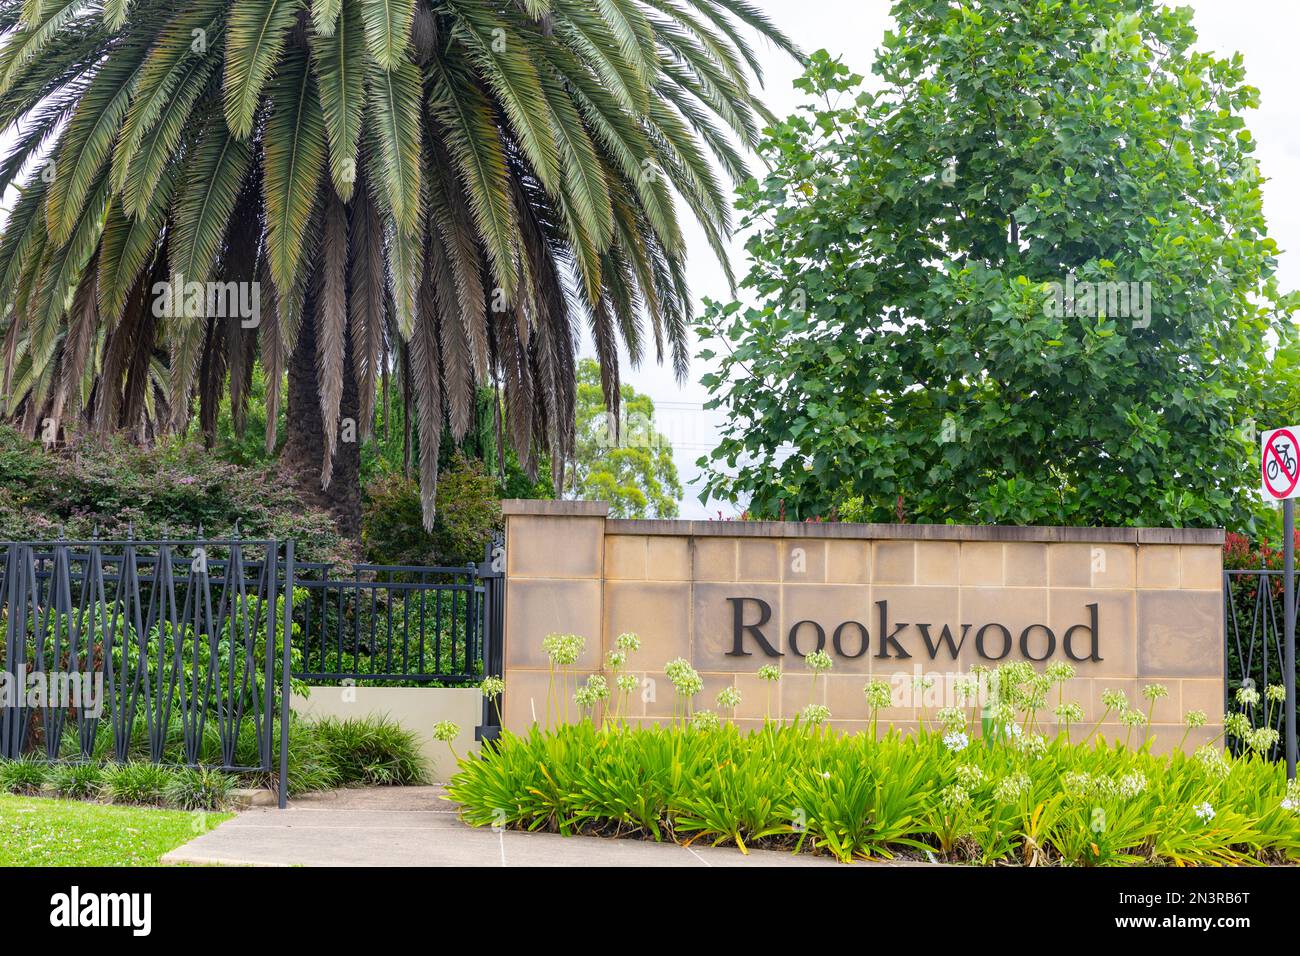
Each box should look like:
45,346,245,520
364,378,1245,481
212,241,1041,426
0,424,349,565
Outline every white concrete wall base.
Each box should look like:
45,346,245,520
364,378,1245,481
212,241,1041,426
291,686,480,783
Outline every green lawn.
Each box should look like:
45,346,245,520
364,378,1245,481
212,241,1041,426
0,795,231,866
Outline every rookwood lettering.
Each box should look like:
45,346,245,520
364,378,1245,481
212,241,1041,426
725,597,1101,663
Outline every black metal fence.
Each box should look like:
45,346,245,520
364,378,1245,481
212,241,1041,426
1224,567,1300,760
0,538,288,772
292,563,486,685
0,535,505,805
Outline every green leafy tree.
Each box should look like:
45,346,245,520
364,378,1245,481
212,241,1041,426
363,453,500,566
568,358,680,517
698,0,1296,530
0,0,798,537
1261,322,1300,437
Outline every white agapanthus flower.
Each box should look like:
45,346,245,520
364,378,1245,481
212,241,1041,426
1248,727,1280,753
1142,683,1169,702
1282,781,1300,813
1062,771,1094,798
615,673,639,693
1054,701,1084,724
994,772,1031,803
1194,745,1231,780
757,664,782,683
940,784,971,810
864,680,892,709
1100,688,1129,711
715,686,742,710
1015,732,1046,758
800,703,831,726
804,649,834,673
542,632,584,666
955,764,985,788
665,658,703,697
943,731,969,753
584,674,610,701
689,710,721,731
936,707,966,733
1119,708,1148,727
1117,772,1148,799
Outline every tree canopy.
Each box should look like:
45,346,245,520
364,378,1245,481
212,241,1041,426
697,0,1297,530
567,356,680,517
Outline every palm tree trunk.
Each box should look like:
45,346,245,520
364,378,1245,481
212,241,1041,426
281,311,363,538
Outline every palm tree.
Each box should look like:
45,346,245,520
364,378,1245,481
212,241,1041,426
0,0,798,534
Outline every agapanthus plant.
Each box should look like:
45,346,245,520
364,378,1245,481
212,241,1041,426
664,657,702,723
757,663,780,721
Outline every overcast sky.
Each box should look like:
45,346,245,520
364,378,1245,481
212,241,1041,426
602,0,1300,518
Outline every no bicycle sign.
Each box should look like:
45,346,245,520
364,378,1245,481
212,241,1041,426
1263,426,1300,501
1261,425,1300,781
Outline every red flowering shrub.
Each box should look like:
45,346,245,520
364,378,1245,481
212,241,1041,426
1224,530,1300,573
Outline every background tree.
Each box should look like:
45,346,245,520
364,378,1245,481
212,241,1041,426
0,0,798,536
362,452,500,566
698,0,1297,530
567,356,680,517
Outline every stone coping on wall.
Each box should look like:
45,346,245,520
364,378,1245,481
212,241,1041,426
499,500,1224,545
502,499,611,517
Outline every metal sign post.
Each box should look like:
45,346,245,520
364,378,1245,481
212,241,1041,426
1261,427,1300,780
1286,498,1296,780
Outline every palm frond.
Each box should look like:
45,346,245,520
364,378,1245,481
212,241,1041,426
315,184,348,480
170,113,253,285
0,0,92,97
451,0,560,193
263,42,327,297
358,0,415,72
45,46,146,243
311,0,342,36
366,55,423,236
103,0,132,30
111,0,224,198
311,0,366,199
348,164,385,442
427,48,519,303
223,0,301,139
96,165,176,320
409,252,443,528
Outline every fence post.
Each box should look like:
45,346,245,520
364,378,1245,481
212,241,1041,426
8,543,31,760
1,544,18,759
263,540,278,775
1285,499,1296,780
475,533,505,745
278,540,295,809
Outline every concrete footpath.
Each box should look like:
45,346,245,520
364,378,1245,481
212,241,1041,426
161,787,912,867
